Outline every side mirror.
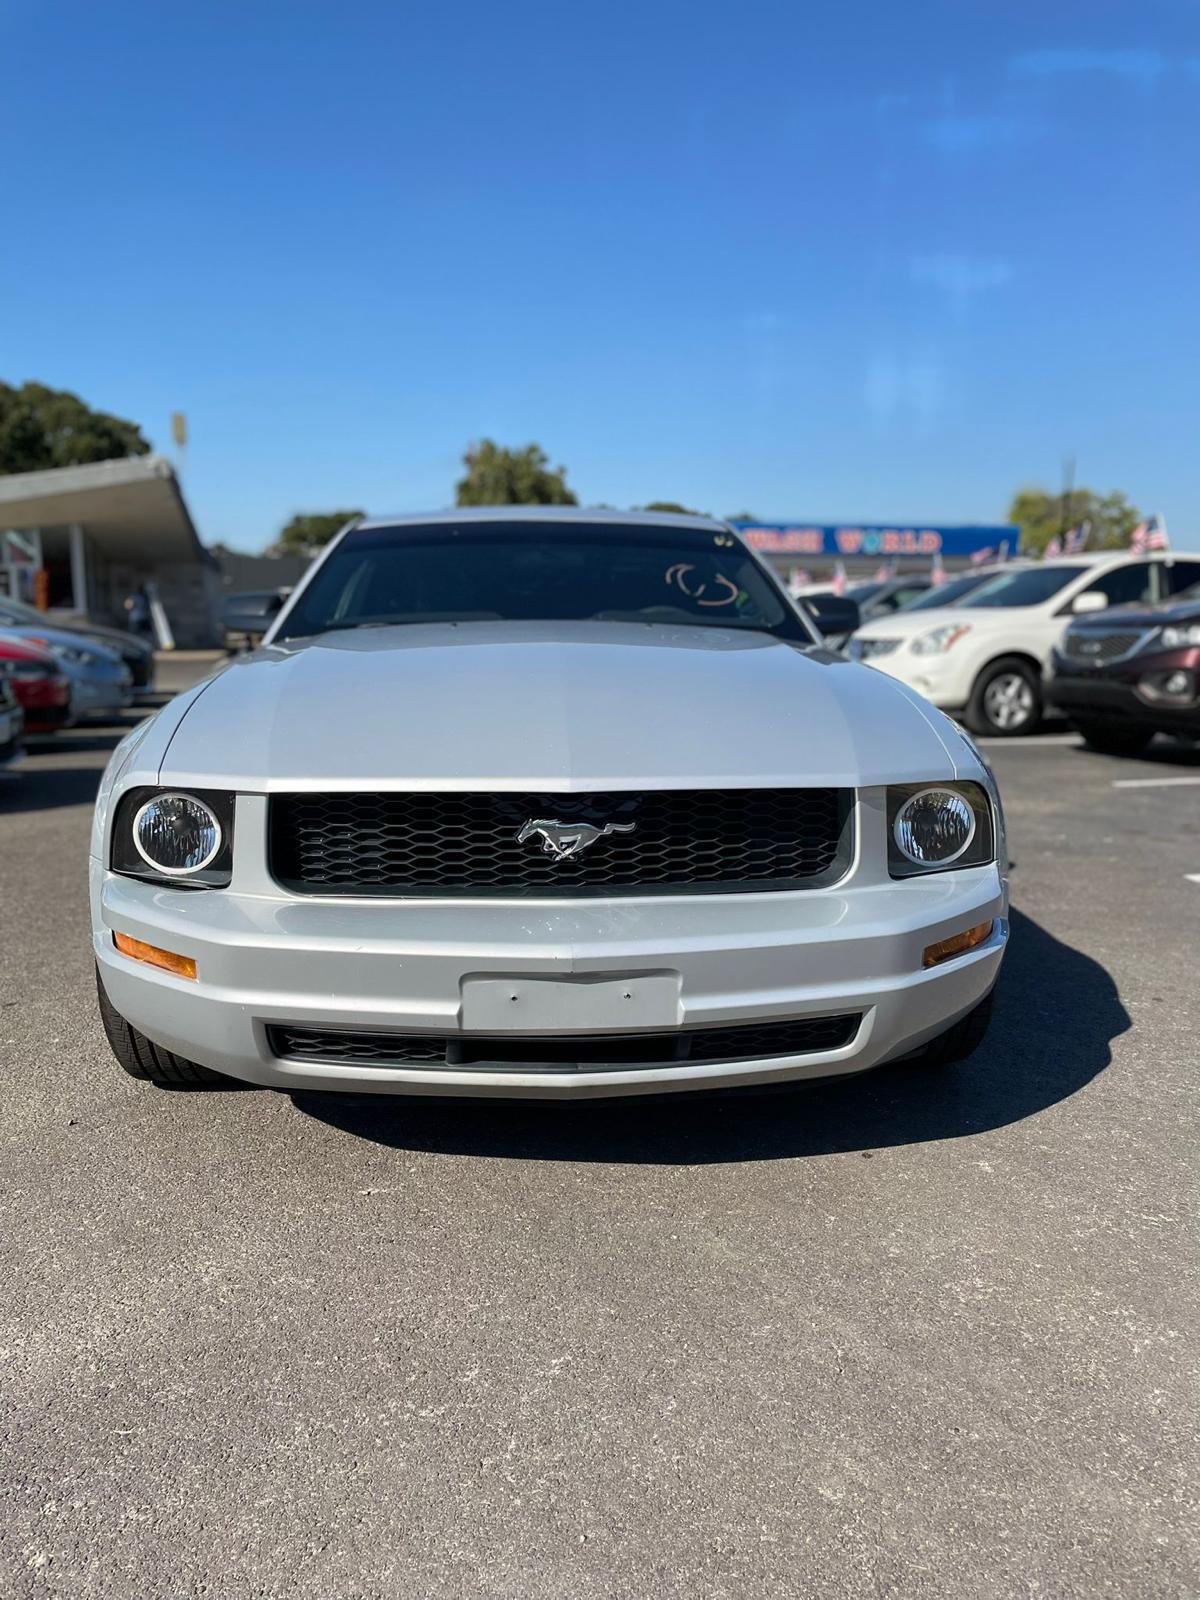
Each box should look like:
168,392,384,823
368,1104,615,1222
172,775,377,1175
802,594,861,638
1072,591,1108,615
267,592,286,615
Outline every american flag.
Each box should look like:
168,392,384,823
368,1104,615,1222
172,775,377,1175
831,560,847,597
931,551,946,586
1044,534,1063,559
971,546,995,566
874,559,897,581
1064,522,1091,554
1130,514,1169,552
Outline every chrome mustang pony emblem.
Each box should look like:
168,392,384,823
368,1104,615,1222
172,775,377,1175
516,818,637,862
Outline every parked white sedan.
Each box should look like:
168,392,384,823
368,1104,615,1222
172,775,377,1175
90,510,1007,1100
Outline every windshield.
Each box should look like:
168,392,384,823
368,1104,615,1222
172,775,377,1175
276,522,811,643
958,566,1083,609
903,573,995,611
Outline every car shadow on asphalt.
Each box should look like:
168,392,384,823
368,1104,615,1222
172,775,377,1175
291,908,1130,1163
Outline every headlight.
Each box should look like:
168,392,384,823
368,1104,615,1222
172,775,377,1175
910,624,971,657
887,783,995,876
1160,622,1200,648
110,787,234,887
47,643,91,664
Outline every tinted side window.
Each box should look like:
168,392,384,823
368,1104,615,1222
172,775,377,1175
1162,559,1200,595
1080,563,1155,608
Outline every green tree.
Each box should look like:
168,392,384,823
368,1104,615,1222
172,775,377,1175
640,500,705,516
1007,487,1142,555
724,511,759,523
0,380,151,474
271,510,364,557
456,440,577,506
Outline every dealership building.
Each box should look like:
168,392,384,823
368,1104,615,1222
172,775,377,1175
0,455,220,647
732,522,1020,580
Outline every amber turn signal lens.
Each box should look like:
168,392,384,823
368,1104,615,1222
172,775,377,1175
113,932,197,980
922,920,993,969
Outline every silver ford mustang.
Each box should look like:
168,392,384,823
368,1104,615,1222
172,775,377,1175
90,509,1008,1100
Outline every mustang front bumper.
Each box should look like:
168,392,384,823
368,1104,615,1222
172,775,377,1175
91,794,1007,1099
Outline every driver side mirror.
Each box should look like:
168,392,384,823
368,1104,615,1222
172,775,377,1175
801,594,861,638
1072,591,1109,615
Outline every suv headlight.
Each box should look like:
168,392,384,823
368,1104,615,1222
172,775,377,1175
887,783,995,877
110,787,234,887
1160,622,1200,649
909,624,971,657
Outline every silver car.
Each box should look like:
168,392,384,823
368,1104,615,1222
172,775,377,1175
0,624,132,722
90,510,1008,1100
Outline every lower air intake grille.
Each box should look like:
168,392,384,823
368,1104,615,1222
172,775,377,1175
267,1013,861,1072
268,788,851,897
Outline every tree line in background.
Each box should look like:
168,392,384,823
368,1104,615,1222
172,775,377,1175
0,383,1156,560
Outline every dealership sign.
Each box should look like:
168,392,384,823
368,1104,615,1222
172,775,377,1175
732,523,1018,559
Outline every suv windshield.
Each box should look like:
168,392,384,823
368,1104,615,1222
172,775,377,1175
276,521,811,642
958,565,1084,609
904,573,995,611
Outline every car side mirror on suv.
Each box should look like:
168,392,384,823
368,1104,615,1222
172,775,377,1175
801,594,861,638
1071,591,1109,615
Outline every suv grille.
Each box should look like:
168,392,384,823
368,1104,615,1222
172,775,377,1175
267,1013,862,1072
1062,629,1148,664
269,788,851,897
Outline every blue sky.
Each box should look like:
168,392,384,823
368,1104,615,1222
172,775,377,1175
2,0,1197,549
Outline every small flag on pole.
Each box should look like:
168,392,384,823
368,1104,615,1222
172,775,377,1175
831,560,847,597
931,551,946,586
971,546,995,566
874,559,897,581
1044,534,1063,559
1064,522,1091,554
1130,514,1169,552
998,540,1010,563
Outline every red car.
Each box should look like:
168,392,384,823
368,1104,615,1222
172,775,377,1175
0,635,72,733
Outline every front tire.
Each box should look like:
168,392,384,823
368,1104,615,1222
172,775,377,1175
966,657,1043,737
912,991,994,1069
1074,720,1154,757
96,966,232,1088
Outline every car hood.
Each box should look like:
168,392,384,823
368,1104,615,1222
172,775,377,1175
1068,597,1200,630
853,605,1028,642
160,621,966,790
73,622,154,659
0,624,124,667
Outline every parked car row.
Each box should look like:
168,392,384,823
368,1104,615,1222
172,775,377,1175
844,551,1200,741
0,600,155,767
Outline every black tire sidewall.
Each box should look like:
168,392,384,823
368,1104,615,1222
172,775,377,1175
967,657,1043,737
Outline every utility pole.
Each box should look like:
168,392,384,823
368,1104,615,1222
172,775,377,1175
171,411,188,479
1060,454,1075,540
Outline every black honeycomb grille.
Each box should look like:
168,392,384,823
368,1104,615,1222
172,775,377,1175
1062,629,1146,663
268,788,851,897
267,1013,862,1072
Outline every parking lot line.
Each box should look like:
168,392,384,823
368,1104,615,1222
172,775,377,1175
977,734,1080,747
1111,776,1200,789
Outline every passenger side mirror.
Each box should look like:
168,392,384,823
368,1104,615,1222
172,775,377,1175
801,594,861,638
1072,591,1108,615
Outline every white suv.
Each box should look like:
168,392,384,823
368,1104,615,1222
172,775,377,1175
848,553,1198,736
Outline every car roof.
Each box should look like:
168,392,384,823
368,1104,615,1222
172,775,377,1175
354,506,730,533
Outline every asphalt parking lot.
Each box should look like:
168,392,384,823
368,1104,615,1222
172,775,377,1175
1,658,1196,1599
